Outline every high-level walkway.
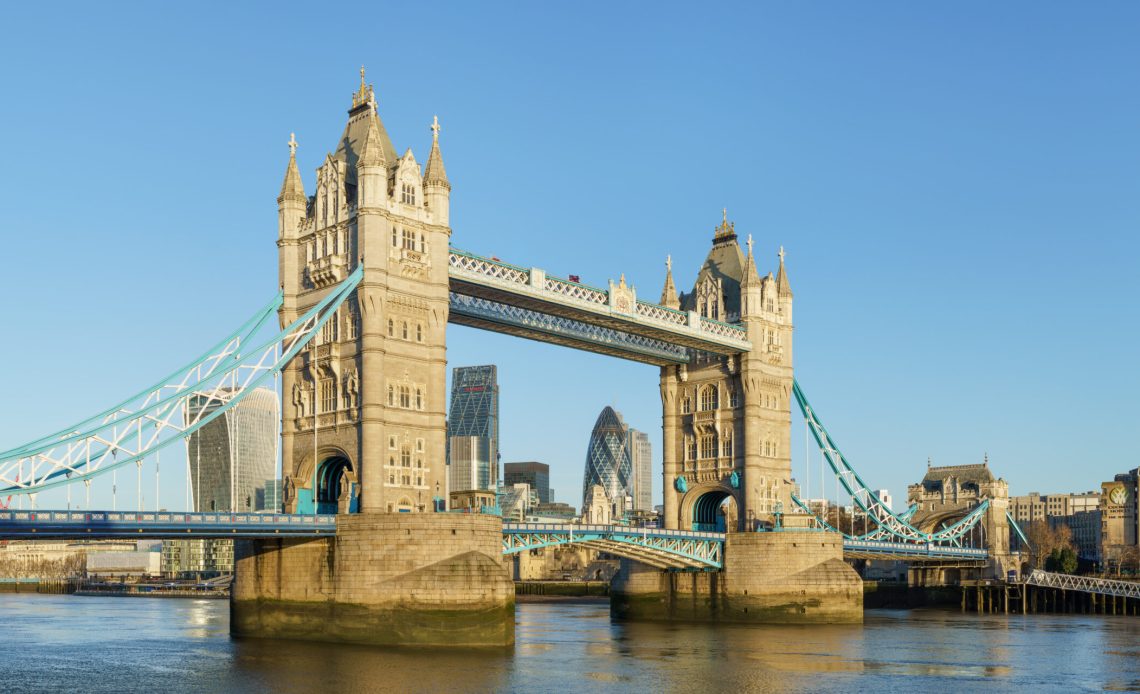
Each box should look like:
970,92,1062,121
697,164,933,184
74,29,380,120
448,248,751,365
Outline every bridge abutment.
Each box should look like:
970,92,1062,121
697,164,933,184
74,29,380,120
231,514,514,646
611,531,862,623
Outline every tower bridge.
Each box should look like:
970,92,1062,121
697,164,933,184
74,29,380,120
0,69,1008,647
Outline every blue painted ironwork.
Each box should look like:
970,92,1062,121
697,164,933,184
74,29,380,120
792,379,989,546
447,247,751,357
0,266,363,498
502,523,724,570
0,509,336,538
449,292,690,364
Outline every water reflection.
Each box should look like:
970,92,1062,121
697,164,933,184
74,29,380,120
2,595,1140,693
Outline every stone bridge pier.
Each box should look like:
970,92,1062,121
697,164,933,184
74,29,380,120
611,530,862,624
232,514,514,646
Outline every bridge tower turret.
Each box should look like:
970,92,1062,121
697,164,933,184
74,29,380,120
278,69,452,515
423,115,451,227
660,212,794,531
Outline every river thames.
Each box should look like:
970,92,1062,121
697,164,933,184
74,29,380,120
2,595,1138,692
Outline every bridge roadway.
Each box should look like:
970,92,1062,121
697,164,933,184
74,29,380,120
0,512,988,569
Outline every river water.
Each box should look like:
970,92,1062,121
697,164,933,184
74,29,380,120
2,595,1137,693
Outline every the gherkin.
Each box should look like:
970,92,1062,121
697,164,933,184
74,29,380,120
582,406,633,509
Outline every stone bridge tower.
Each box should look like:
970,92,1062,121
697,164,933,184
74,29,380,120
659,213,793,530
277,70,452,514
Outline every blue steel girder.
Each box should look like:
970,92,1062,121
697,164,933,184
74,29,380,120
449,292,689,366
448,249,751,357
0,266,363,498
502,523,723,570
0,510,337,539
842,538,988,562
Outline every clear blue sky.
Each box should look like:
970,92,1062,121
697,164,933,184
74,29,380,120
1,2,1137,511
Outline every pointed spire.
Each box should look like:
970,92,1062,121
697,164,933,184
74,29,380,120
424,115,450,188
660,255,679,308
358,109,386,168
279,132,305,201
775,244,793,298
741,233,761,287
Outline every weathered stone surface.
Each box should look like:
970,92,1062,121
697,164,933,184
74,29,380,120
232,514,514,646
611,530,862,624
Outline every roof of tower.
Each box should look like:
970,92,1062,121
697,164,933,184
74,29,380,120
333,68,398,183
279,133,305,200
424,115,449,187
919,463,995,491
680,211,746,316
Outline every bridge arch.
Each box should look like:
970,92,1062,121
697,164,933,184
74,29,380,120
679,483,739,532
296,446,358,514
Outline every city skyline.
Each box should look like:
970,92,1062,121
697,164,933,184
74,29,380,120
1,3,1138,512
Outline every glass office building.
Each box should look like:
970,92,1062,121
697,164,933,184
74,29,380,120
582,406,634,511
185,387,278,513
447,365,500,491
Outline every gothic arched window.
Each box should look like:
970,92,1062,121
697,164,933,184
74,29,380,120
700,434,717,459
700,385,718,411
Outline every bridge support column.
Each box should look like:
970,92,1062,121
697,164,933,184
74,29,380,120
231,514,514,646
611,531,862,624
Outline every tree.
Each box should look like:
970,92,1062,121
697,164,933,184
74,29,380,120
1023,520,1077,571
1045,547,1078,574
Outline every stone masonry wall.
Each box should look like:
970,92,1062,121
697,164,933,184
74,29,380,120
611,530,862,624
232,514,514,646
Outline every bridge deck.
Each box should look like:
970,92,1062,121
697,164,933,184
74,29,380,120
0,510,337,539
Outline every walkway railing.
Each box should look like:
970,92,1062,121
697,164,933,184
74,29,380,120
448,247,751,356
502,523,724,570
1025,570,1140,599
0,510,337,538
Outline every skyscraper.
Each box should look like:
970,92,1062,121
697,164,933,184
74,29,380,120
185,387,278,512
582,406,633,513
628,429,652,512
504,462,551,504
447,365,499,491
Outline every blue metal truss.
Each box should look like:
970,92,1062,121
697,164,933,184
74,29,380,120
0,509,336,538
0,266,363,498
449,292,690,364
792,379,990,548
502,523,723,570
